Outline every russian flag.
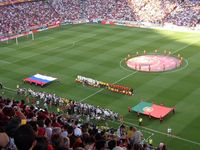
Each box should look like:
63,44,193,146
24,74,57,86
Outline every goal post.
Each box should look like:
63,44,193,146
16,37,18,45
15,31,35,45
31,32,35,40
1,31,35,45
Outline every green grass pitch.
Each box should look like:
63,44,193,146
0,24,200,150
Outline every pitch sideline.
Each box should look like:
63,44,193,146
79,40,200,146
124,121,200,146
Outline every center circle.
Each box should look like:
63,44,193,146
126,54,182,72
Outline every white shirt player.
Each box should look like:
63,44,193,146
167,128,172,135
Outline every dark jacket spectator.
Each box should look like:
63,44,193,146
14,124,36,150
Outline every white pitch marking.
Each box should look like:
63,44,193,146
172,40,200,54
80,70,138,102
124,121,200,146
113,70,138,84
80,89,104,102
162,58,189,74
79,39,200,146
80,39,199,102
119,58,133,72
108,120,154,135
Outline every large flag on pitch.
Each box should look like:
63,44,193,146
24,74,57,86
132,101,173,119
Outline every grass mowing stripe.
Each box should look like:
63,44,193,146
80,71,138,102
77,31,200,148
80,38,196,102
1,24,200,150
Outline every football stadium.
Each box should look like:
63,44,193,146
0,0,200,150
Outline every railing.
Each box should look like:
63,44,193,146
1,18,200,43
0,0,34,6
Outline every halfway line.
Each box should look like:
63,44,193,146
80,71,138,102
80,39,199,102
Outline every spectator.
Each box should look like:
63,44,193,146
14,124,36,150
0,131,8,148
127,126,135,140
0,95,164,150
33,137,49,150
108,140,117,150
51,133,68,150
133,127,143,144
45,118,53,141
117,124,126,139
156,142,168,150
1,0,200,36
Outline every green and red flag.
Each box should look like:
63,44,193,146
132,101,173,119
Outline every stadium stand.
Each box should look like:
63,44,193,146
1,0,199,36
164,0,200,27
49,0,136,21
1,0,199,149
0,95,168,150
129,0,177,24
0,1,60,35
49,0,82,21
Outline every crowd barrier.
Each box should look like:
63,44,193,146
0,0,33,6
1,19,200,42
0,31,33,42
0,21,61,42
99,19,200,33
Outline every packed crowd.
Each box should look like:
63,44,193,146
0,96,168,150
130,0,177,24
165,0,200,27
49,0,136,21
17,88,119,121
49,0,82,21
0,1,60,35
130,0,200,26
1,0,200,35
81,0,136,21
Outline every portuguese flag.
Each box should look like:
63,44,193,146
132,101,173,119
